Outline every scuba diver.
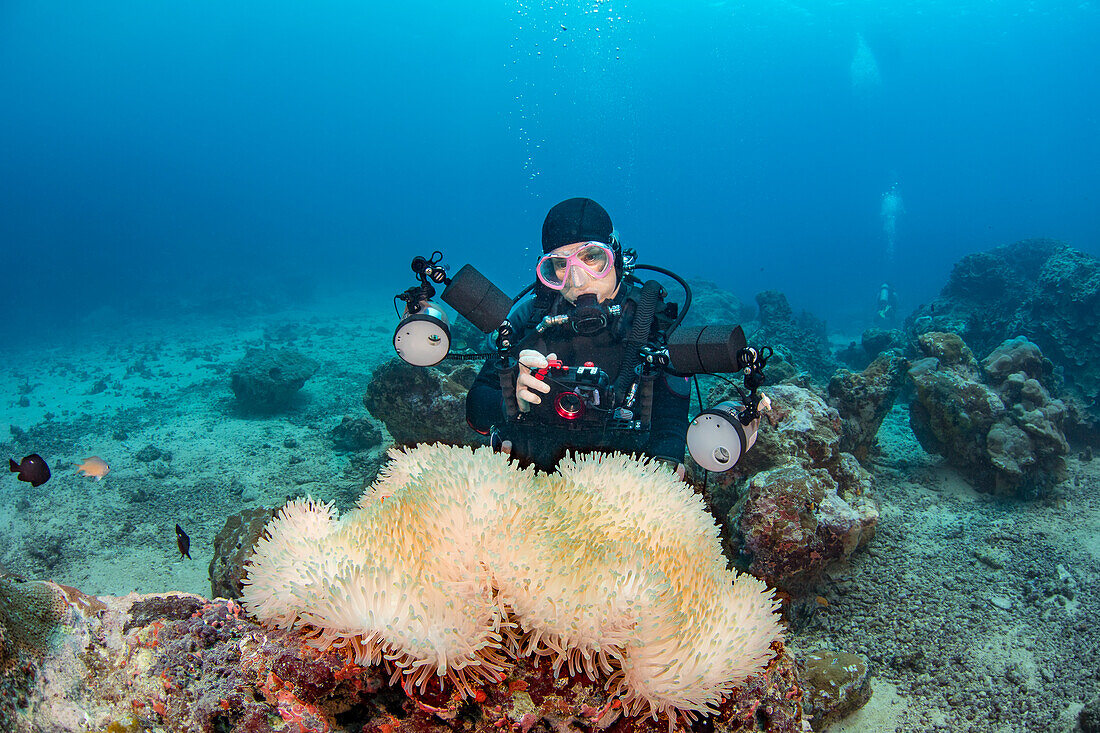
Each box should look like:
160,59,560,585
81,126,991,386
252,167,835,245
875,282,899,327
465,198,690,476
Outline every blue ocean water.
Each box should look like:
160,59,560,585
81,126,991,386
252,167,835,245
1,0,1098,333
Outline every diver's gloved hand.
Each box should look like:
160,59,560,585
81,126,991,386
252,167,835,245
515,349,557,412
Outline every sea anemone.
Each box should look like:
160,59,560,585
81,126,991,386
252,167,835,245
242,444,783,728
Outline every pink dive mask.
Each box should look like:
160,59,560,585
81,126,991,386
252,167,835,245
536,242,614,291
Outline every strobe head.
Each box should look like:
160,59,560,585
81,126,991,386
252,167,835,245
393,256,513,366
687,400,760,472
394,301,451,367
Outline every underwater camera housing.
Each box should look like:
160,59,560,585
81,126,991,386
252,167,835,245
527,360,613,427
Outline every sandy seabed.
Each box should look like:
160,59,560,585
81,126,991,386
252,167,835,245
1,294,1097,733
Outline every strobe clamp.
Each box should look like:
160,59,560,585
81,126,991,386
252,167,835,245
392,252,456,368
735,346,771,424
396,251,450,316
495,320,516,355
638,343,671,372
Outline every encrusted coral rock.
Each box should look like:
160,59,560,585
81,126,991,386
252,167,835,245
733,384,845,479
753,291,839,382
243,444,785,731
0,577,70,670
2,588,803,733
229,347,319,412
680,279,757,328
907,238,1100,432
736,462,878,596
908,333,1069,495
828,352,908,464
208,506,280,600
0,577,74,732
801,649,872,729
363,358,487,447
688,384,879,598
330,414,383,452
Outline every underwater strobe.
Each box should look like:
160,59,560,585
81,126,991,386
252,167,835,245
393,253,452,367
393,252,514,367
685,346,771,472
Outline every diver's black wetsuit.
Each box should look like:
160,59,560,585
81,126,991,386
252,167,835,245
465,281,690,472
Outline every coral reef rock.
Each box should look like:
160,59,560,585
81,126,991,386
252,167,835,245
363,358,487,447
837,328,906,372
801,649,872,729
0,577,70,672
908,332,1069,496
208,506,281,600
330,414,383,452
681,279,757,328
687,384,878,598
828,351,909,464
754,290,840,383
907,238,1100,432
243,444,786,731
736,459,878,597
2,589,804,733
229,347,319,412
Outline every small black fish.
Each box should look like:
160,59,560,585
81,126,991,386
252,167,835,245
9,453,50,487
175,524,191,560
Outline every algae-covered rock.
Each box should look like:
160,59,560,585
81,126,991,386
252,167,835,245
908,333,1068,496
229,347,319,412
828,352,908,465
363,358,487,448
907,238,1100,433
736,462,877,596
802,649,872,728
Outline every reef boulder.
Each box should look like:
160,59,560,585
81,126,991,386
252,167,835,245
754,290,840,383
690,384,879,598
736,459,878,597
907,238,1100,434
208,506,280,601
0,587,805,733
229,347,319,412
828,351,909,465
362,358,486,448
801,649,872,729
907,332,1069,496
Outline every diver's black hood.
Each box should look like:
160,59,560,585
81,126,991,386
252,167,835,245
542,198,613,253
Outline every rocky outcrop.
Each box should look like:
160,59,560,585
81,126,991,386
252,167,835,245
754,291,840,383
737,458,878,598
801,649,872,729
689,384,879,599
906,238,1100,433
363,358,486,448
208,507,280,601
828,352,909,464
330,415,383,452
229,348,319,412
907,332,1069,496
681,279,757,328
0,589,806,733
837,328,906,372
